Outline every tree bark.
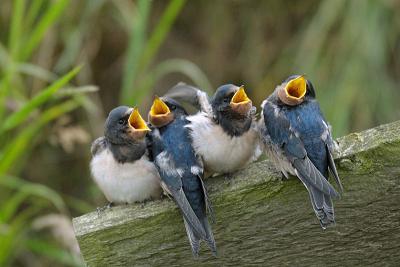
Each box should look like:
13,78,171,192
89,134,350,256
73,120,400,266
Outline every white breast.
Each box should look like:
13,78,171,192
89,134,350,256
90,149,162,204
186,113,261,175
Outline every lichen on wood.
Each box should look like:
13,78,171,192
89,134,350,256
73,120,400,266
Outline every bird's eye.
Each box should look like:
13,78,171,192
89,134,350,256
118,119,125,125
170,105,176,110
223,97,230,103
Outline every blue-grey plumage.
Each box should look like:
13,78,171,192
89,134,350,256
165,83,262,176
90,106,162,205
148,97,216,257
260,75,343,228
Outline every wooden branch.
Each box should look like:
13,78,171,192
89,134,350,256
73,120,400,266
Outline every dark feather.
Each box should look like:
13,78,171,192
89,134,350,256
200,216,217,256
91,137,107,156
301,177,335,229
150,101,217,256
164,82,211,113
326,145,344,193
293,157,339,198
262,92,341,227
199,177,215,223
172,187,207,239
183,217,201,257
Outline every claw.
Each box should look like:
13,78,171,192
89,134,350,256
224,173,234,183
96,202,114,215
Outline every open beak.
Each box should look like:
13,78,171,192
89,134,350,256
278,75,307,106
128,107,150,139
148,96,173,127
230,86,252,115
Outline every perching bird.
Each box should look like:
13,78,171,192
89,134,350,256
259,75,343,228
90,106,162,206
165,83,261,176
148,96,216,257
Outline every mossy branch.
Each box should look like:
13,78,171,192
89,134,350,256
73,120,400,266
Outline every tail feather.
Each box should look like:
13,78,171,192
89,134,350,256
200,217,217,256
183,217,201,257
326,144,344,194
309,186,335,228
183,216,217,257
299,177,335,229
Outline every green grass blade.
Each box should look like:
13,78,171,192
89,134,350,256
111,0,136,31
0,42,9,68
0,205,43,266
0,100,80,174
0,175,67,217
0,191,28,222
54,0,106,72
25,238,84,267
153,58,213,92
21,0,69,60
55,85,98,97
294,0,347,71
127,0,186,105
25,0,45,30
8,0,25,60
16,63,58,82
1,65,82,133
62,194,93,214
136,58,212,104
138,0,186,75
0,71,16,121
120,0,151,103
0,0,25,121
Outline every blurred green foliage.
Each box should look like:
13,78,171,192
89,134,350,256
255,0,400,136
0,0,399,266
0,1,89,266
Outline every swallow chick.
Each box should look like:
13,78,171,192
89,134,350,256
259,75,343,228
165,83,261,176
148,96,216,257
90,106,162,207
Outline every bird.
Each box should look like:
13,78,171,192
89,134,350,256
148,96,217,257
90,106,162,207
165,83,261,177
259,75,343,229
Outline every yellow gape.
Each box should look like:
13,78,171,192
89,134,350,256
278,76,307,106
149,97,173,127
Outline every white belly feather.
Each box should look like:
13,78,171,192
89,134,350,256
90,149,162,204
186,113,261,175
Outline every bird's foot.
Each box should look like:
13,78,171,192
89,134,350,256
139,198,151,209
280,172,294,181
224,172,234,183
96,202,114,215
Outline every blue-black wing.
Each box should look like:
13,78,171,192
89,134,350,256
325,134,343,193
262,99,339,197
150,120,216,255
164,83,213,115
151,132,207,241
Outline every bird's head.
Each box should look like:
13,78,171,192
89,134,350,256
211,84,254,136
148,96,187,128
277,75,316,106
105,106,150,144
